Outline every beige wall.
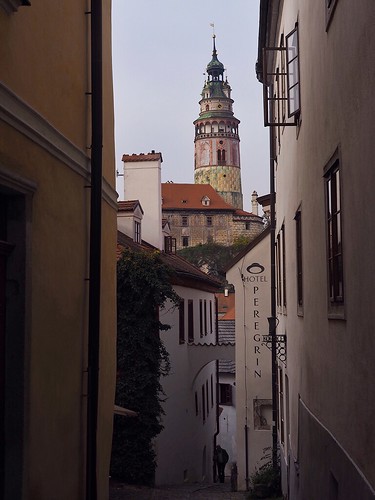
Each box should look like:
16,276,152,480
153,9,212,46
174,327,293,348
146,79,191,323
0,1,116,498
227,230,272,491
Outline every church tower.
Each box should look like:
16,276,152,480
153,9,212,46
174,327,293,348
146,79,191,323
194,36,243,210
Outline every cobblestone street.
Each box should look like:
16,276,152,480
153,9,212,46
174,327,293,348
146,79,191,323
109,479,248,499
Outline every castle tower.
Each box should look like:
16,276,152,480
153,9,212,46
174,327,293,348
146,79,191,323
194,36,243,209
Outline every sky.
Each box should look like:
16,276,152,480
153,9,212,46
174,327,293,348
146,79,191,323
111,0,269,211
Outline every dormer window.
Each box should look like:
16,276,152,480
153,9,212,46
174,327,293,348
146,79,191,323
202,196,211,207
134,221,141,243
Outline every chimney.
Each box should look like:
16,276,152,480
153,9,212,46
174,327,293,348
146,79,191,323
251,190,259,215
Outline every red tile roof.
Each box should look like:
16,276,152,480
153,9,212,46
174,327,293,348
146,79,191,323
162,183,235,211
122,152,163,162
118,200,144,213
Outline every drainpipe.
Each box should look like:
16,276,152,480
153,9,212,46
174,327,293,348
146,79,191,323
213,296,219,482
268,89,278,472
86,1,103,499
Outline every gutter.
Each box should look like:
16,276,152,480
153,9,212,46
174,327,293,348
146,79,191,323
86,1,103,499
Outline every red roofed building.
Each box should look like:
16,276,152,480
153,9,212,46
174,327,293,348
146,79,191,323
162,183,264,250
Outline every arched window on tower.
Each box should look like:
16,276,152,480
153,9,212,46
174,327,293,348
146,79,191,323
217,150,221,162
206,104,209,111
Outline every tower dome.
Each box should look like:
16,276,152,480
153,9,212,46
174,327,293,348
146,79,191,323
193,36,243,210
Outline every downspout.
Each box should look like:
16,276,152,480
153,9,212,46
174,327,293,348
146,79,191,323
213,295,219,482
258,0,278,474
86,1,103,499
268,119,278,471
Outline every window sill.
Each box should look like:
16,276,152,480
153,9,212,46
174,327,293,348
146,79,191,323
327,302,346,320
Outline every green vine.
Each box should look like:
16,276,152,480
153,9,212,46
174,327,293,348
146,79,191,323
110,248,181,486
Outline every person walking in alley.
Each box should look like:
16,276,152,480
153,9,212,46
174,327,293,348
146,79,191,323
214,445,229,483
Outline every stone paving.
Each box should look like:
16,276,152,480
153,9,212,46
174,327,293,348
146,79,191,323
109,479,248,499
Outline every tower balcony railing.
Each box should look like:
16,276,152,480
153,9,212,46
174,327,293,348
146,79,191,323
195,132,239,140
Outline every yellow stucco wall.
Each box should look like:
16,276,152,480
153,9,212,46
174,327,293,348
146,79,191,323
1,1,116,498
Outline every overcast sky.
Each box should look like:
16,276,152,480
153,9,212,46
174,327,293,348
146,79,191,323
112,0,269,211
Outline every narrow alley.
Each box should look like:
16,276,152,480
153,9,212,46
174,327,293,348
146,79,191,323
109,479,248,499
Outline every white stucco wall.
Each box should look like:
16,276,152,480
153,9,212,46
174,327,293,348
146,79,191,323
123,158,163,249
155,285,218,485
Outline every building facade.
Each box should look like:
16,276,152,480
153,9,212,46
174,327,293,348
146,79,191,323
0,2,117,499
162,183,263,251
258,1,375,498
226,227,272,491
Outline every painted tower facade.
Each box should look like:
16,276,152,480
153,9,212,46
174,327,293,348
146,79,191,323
194,36,243,210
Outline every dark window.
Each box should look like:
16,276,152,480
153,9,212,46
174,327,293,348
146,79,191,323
219,383,232,405
181,216,188,227
164,236,176,254
245,222,251,230
210,375,214,407
182,236,189,247
206,380,209,415
286,25,300,117
209,301,213,334
204,300,207,335
134,221,141,243
199,299,203,337
202,385,206,422
325,159,344,304
206,216,212,227
179,299,185,344
279,368,285,444
188,300,194,342
195,391,199,416
295,210,303,308
282,224,287,308
276,234,282,307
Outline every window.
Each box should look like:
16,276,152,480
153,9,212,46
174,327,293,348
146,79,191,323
204,300,207,335
210,375,214,407
206,380,209,415
199,299,203,337
164,236,176,254
325,156,344,306
245,222,251,230
202,196,210,206
188,300,194,342
182,236,189,248
206,216,212,227
195,391,199,416
282,224,287,308
179,299,185,344
254,399,272,430
134,221,141,243
261,25,300,127
279,368,285,444
217,149,226,165
295,209,303,309
219,383,232,405
286,25,301,117
181,216,188,227
202,385,206,422
209,300,213,334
